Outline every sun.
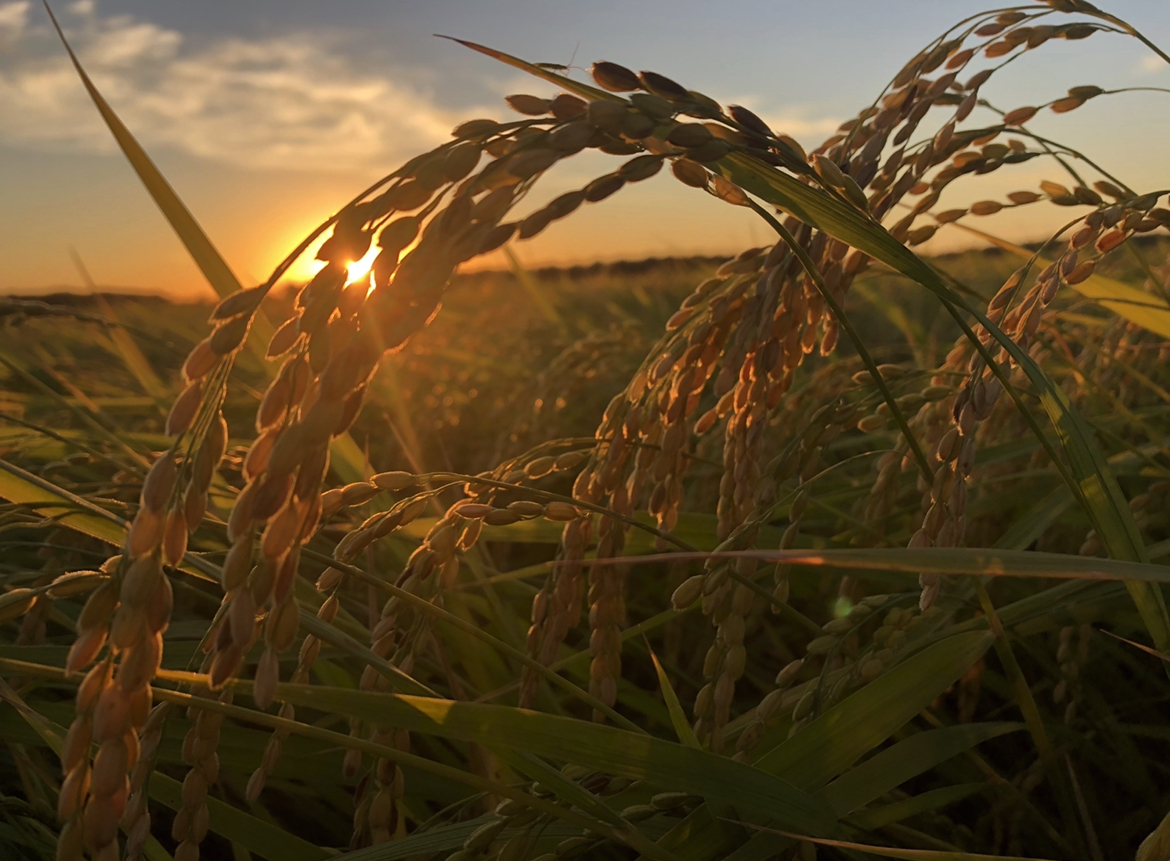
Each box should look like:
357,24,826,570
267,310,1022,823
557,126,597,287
345,244,381,293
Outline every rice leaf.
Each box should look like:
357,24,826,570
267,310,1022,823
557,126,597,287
952,221,1170,340
591,546,1170,584
647,642,701,749
246,680,841,837
755,632,994,786
824,723,1023,815
844,783,988,830
648,632,994,861
728,823,1060,861
0,457,126,546
44,5,242,301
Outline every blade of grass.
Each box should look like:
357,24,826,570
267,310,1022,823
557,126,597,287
823,722,1022,816
646,639,701,749
844,783,987,831
0,657,666,856
650,632,993,861
718,152,1170,654
0,349,149,469
0,457,128,546
728,822,1061,861
579,547,1170,585
70,248,168,404
499,749,626,827
204,677,843,839
754,632,994,785
945,221,1170,340
299,546,646,732
44,3,241,303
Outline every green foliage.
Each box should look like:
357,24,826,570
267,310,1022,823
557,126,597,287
4,3,1170,861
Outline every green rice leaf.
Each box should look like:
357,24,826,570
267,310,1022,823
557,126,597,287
45,5,243,301
595,546,1170,584
844,783,988,830
755,632,995,787
824,723,1022,815
952,222,1170,341
735,822,1057,861
0,457,126,546
249,680,841,837
647,643,701,749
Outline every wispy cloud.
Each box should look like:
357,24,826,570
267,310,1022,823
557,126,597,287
724,95,839,147
0,1,29,45
0,2,479,171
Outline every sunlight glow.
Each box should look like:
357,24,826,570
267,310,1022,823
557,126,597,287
346,244,381,291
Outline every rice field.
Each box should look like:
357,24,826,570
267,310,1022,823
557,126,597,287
3,3,1170,860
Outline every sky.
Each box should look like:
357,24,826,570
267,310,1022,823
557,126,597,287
1,0,1169,299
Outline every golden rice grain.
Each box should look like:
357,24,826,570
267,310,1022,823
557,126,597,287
638,70,688,101
727,105,773,138
340,481,380,506
58,764,90,823
584,174,625,202
165,381,203,437
162,511,187,565
620,111,656,140
543,501,581,521
505,94,551,116
1096,229,1127,253
630,93,675,121
506,500,545,517
484,509,521,526
211,286,265,322
549,121,596,152
550,93,588,120
1064,260,1096,284
969,200,1004,215
181,338,217,383
452,119,501,139
0,588,36,623
587,99,627,134
1008,191,1042,204
671,159,709,189
618,155,663,182
208,314,251,356
591,61,641,93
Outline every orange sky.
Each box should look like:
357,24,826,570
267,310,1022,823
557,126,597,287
2,0,1169,298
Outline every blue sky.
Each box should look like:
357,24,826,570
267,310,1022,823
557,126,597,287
1,0,1169,297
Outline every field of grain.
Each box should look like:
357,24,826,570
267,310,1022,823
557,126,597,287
4,2,1170,860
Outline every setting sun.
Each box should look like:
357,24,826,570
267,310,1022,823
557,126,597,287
346,243,381,292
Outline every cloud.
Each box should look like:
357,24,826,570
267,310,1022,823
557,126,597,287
0,2,478,171
0,2,847,174
757,112,841,145
0,1,29,45
720,95,839,148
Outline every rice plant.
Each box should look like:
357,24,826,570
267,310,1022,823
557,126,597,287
4,1,1170,859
